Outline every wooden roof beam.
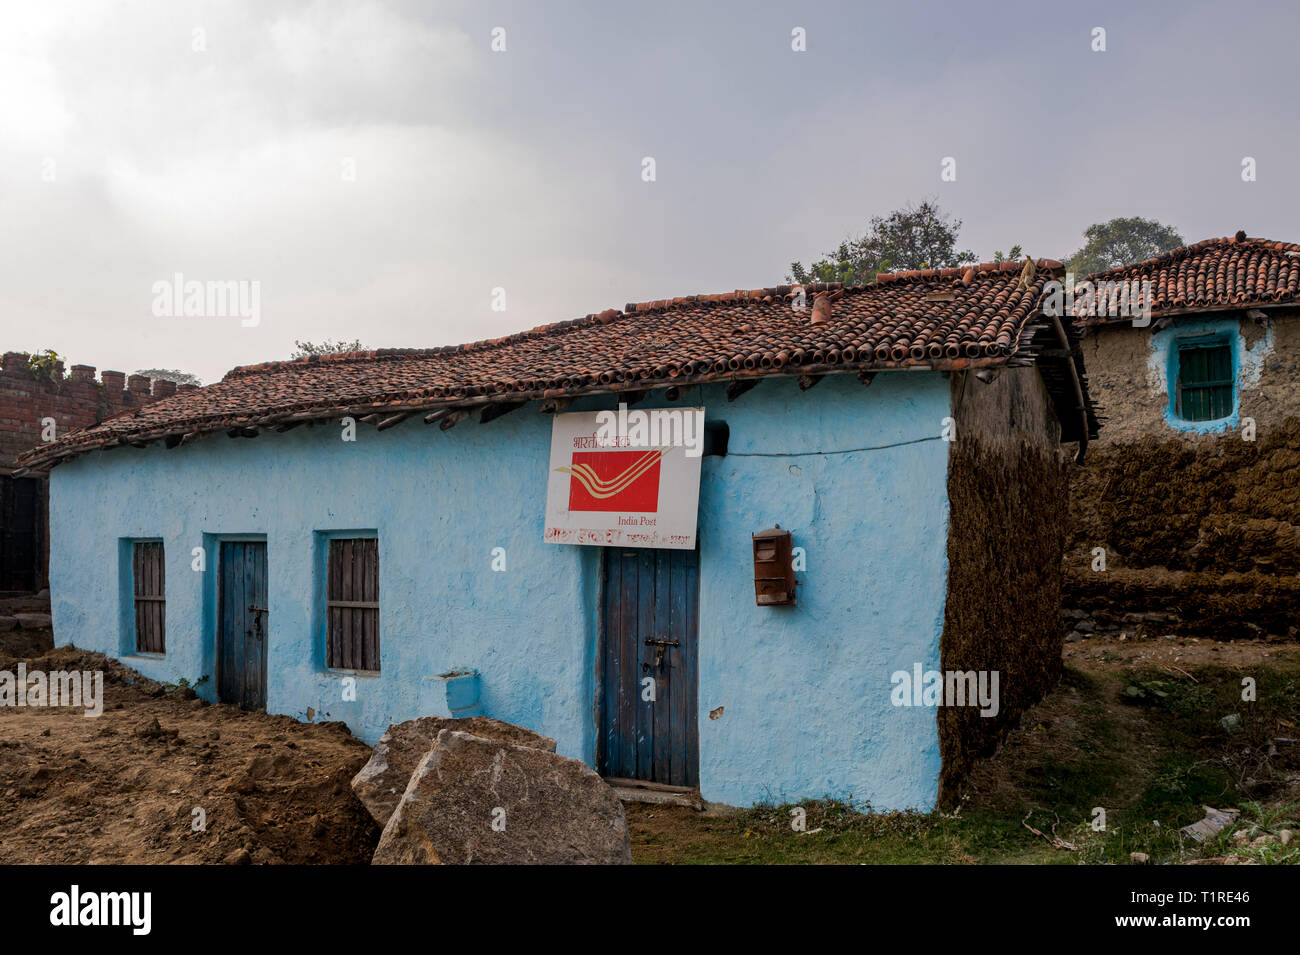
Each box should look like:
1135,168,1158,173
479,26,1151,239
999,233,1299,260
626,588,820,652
376,411,415,431
479,401,525,424
726,378,759,402
439,409,471,431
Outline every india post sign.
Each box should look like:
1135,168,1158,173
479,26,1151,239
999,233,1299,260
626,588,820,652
544,406,704,549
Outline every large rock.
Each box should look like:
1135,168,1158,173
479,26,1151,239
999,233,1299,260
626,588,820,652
372,730,630,865
352,716,555,827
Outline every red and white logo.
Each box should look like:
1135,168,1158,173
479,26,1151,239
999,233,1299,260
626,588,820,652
558,448,667,512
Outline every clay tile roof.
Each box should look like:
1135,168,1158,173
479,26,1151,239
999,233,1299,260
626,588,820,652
19,260,1095,469
1075,233,1300,325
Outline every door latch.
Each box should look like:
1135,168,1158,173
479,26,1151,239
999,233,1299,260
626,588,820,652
644,637,680,671
248,604,268,640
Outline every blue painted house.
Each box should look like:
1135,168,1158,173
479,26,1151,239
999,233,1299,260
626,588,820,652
21,260,1098,810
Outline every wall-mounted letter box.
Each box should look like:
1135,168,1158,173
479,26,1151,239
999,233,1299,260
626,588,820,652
753,525,796,606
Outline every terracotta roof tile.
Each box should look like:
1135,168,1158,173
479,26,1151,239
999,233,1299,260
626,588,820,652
1075,233,1300,325
20,261,1094,468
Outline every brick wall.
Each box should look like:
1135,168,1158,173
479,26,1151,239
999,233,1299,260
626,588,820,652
0,351,194,593
0,351,193,471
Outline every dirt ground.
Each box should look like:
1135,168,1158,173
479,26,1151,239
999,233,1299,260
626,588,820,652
0,634,379,864
1064,630,1300,670
2,629,1296,864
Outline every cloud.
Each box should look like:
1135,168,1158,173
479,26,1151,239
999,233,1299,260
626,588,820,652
1,0,1297,383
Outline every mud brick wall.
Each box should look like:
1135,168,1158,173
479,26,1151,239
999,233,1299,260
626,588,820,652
1066,421,1300,639
938,367,1069,806
1066,311,1300,640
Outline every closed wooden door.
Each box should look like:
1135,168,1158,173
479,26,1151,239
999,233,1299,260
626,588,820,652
217,541,268,710
0,476,39,593
599,547,699,787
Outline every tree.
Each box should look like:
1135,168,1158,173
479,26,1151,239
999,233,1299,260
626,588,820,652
789,199,977,285
135,368,201,387
291,339,367,358
1067,217,1183,277
992,244,1024,264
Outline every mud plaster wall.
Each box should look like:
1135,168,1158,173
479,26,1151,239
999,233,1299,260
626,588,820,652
938,367,1067,806
1068,311,1300,636
1079,310,1300,445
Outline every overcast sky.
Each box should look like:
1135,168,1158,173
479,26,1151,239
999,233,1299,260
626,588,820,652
2,0,1297,383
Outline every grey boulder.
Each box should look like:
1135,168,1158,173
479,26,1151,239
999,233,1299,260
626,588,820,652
352,715,555,827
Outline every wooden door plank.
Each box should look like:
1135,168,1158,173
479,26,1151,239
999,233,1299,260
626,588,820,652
596,550,611,776
636,548,655,782
618,550,638,780
217,543,228,701
652,548,671,784
246,543,257,708
598,549,616,777
253,542,264,709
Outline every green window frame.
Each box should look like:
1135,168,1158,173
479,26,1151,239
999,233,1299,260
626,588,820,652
1175,341,1233,422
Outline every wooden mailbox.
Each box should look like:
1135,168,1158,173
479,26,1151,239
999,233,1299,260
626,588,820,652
752,525,796,606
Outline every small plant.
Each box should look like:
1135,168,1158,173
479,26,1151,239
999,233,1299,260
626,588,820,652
1123,678,1172,703
292,339,367,358
25,349,63,381
175,675,210,690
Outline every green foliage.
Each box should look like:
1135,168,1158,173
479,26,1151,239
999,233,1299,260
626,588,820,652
1122,677,1174,703
992,244,1024,263
292,339,367,358
1067,216,1184,277
135,368,201,387
789,199,977,286
24,349,63,381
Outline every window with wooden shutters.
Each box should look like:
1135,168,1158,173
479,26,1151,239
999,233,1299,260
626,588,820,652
326,538,379,671
133,541,166,654
1176,341,1234,422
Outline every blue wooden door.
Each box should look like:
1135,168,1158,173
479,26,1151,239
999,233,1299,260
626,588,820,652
217,541,268,710
599,547,699,787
